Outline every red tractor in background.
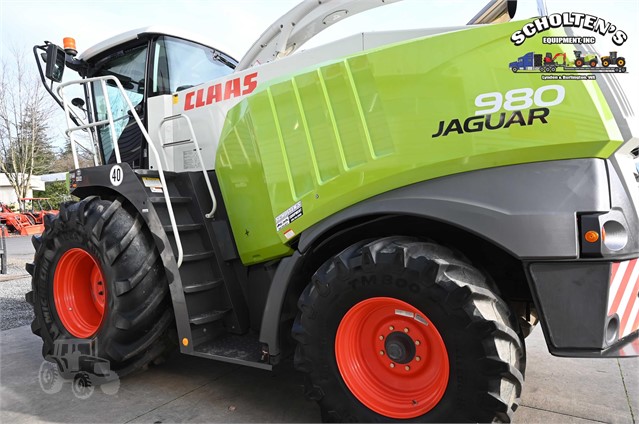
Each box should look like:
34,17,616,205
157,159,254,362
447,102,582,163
0,203,45,235
20,198,59,225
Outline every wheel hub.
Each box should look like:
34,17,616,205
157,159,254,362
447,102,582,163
384,332,415,364
53,248,106,338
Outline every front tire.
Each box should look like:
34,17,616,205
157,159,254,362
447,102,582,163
26,196,175,377
293,237,525,422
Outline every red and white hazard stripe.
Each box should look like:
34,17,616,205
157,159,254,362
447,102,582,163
608,259,639,339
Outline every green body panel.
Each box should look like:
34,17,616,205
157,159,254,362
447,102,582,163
216,20,622,265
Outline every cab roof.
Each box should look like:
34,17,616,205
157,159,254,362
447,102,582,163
78,26,232,61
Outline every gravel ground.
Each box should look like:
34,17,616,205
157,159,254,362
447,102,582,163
1,256,35,331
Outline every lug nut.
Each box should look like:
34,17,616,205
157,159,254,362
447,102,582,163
415,340,421,346
389,325,394,331
390,363,395,368
416,356,421,362
379,350,384,355
404,327,409,333
405,365,410,371
379,335,384,340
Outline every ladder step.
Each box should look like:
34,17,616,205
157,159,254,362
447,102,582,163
135,169,177,180
163,223,204,233
150,196,191,204
190,310,228,325
183,251,215,262
183,279,224,294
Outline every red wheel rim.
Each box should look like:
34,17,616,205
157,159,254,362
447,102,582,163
53,248,106,338
335,297,449,419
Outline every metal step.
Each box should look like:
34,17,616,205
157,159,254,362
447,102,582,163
183,279,224,294
150,196,191,204
163,223,204,233
183,251,215,262
190,310,228,325
135,169,177,180
192,332,271,370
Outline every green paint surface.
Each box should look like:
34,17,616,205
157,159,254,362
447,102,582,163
216,20,622,265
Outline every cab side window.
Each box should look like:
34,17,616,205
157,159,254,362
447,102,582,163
92,44,148,167
151,36,235,96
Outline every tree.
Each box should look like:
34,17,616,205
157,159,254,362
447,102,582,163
0,47,57,210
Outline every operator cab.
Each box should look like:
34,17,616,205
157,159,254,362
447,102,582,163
35,28,237,170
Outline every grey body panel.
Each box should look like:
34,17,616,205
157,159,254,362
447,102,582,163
528,262,611,350
607,158,639,256
299,158,610,259
527,261,638,357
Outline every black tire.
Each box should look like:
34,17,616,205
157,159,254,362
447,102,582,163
616,57,625,67
25,214,36,225
26,196,175,377
293,237,525,423
511,67,518,73
590,59,598,67
602,59,610,67
575,58,584,67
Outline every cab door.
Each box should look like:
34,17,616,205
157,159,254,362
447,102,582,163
146,36,236,172
90,42,149,168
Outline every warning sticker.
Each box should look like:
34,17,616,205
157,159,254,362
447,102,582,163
275,201,303,231
183,150,201,169
142,177,163,193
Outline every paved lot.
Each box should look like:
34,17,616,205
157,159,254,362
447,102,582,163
0,324,636,423
1,235,637,423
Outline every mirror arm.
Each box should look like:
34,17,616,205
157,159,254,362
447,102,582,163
33,43,83,128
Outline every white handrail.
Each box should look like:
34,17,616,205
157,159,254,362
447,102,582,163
57,76,185,268
59,95,100,166
158,114,218,219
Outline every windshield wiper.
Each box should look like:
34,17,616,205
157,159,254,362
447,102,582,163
213,51,236,70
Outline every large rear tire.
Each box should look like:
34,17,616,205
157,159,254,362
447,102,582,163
293,237,525,422
26,196,175,377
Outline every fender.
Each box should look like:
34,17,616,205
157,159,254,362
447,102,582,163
259,158,613,357
70,164,192,351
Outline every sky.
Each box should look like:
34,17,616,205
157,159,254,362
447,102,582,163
0,0,637,149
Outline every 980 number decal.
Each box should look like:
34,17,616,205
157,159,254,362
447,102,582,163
433,85,565,138
475,85,565,114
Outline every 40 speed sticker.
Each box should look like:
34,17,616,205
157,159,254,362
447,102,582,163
109,165,124,186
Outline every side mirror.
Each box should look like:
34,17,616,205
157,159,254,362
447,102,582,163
45,43,66,83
